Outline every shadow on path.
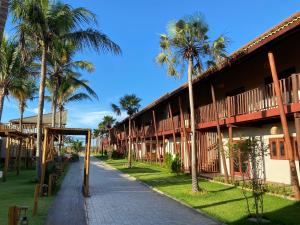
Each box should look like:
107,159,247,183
45,158,86,225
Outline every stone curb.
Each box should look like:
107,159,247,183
99,160,226,225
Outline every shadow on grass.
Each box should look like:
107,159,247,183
230,201,300,225
118,167,161,174
195,197,246,210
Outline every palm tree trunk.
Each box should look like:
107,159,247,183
0,0,9,41
128,118,132,168
16,102,24,175
51,77,58,127
188,57,199,192
58,105,63,152
0,88,5,123
36,44,48,180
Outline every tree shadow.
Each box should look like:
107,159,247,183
195,197,246,210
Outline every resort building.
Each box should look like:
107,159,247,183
111,11,300,185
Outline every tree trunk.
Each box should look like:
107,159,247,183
268,51,300,199
58,105,63,152
16,102,24,175
188,57,199,192
128,118,132,168
51,81,58,127
36,44,48,180
0,88,6,123
0,0,9,41
210,84,229,183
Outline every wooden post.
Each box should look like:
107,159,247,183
83,130,91,197
48,174,53,196
168,103,177,154
33,184,40,216
16,138,22,175
152,110,159,163
228,125,234,181
292,74,299,103
211,84,229,183
268,51,300,199
8,206,18,225
150,136,153,163
179,96,188,170
3,136,11,182
40,128,48,187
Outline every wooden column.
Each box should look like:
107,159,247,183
294,113,300,159
3,136,11,182
228,125,234,181
150,136,153,162
40,128,48,187
16,138,22,175
292,74,299,103
152,110,159,163
83,130,91,197
211,84,229,183
168,103,177,154
179,96,187,170
268,51,300,199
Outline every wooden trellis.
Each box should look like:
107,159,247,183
40,127,91,197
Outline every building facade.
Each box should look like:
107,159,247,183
111,11,300,186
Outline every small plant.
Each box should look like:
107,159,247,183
171,154,181,174
111,149,125,159
164,153,173,172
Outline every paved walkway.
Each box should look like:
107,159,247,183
45,159,87,225
86,157,219,225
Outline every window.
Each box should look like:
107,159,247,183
269,138,287,160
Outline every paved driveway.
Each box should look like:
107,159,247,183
86,157,220,225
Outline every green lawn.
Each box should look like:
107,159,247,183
103,158,300,225
0,168,66,225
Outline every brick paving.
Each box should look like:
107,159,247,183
45,159,87,225
86,157,220,225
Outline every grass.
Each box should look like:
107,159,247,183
0,166,68,225
102,158,300,225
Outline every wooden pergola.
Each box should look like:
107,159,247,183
0,125,34,182
40,127,92,197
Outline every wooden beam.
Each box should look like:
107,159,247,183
168,103,177,154
228,125,234,181
268,51,300,199
152,110,159,163
40,128,48,187
83,130,91,197
3,136,11,182
211,83,229,182
179,96,187,170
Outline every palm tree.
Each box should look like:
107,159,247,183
94,115,116,151
10,78,37,174
0,0,9,41
156,13,227,192
111,94,141,168
11,0,121,179
47,42,95,127
0,37,23,122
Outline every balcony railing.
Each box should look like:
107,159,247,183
196,74,300,124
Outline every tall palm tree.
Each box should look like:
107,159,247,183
156,13,227,192
111,94,141,168
0,0,9,41
10,78,37,174
11,0,121,179
0,37,22,122
47,42,95,127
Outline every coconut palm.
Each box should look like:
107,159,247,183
0,0,9,41
111,94,141,168
0,37,23,122
156,13,228,192
11,0,121,179
10,78,37,174
47,42,95,127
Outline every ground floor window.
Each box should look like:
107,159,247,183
269,137,300,160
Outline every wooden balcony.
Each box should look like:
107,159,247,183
196,74,300,129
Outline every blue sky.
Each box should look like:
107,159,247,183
2,0,300,129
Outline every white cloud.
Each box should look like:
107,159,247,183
68,109,127,128
27,107,39,114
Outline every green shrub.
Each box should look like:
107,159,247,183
164,153,173,172
71,153,79,162
171,154,181,174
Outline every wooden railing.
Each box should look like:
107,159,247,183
196,74,299,124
